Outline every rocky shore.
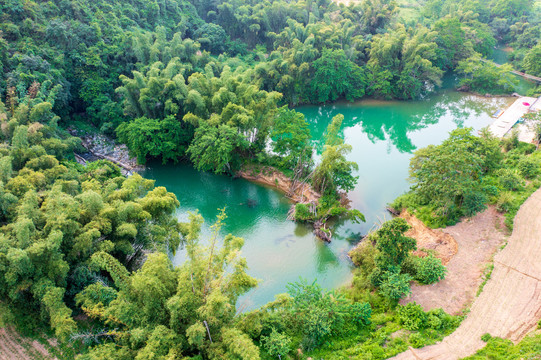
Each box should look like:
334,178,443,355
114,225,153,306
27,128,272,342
69,129,143,176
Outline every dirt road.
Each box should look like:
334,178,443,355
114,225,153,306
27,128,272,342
391,188,541,360
402,207,507,315
0,328,56,360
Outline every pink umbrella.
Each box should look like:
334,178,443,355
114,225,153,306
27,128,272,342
523,102,531,106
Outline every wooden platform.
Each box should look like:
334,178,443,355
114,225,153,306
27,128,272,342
488,97,537,138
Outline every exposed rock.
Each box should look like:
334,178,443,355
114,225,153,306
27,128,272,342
68,129,143,176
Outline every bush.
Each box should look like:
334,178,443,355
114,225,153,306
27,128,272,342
496,191,516,213
426,308,460,330
294,203,313,221
349,239,377,271
481,333,492,342
408,332,425,348
502,129,519,152
414,255,446,284
379,271,412,301
497,168,524,191
397,302,427,331
462,191,488,217
517,157,539,179
261,329,292,358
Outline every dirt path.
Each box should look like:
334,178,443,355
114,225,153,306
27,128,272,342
401,207,508,315
0,328,57,360
391,188,541,360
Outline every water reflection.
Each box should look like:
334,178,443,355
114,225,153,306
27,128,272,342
142,89,512,309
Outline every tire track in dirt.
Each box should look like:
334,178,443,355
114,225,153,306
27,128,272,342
390,188,541,360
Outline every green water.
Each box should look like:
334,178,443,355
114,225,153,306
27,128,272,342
142,86,512,309
490,45,536,95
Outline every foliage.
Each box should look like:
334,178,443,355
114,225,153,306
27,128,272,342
313,114,358,195
270,107,312,170
287,279,371,350
116,116,191,164
378,270,413,301
374,218,417,269
0,96,182,344
463,333,541,359
311,49,366,103
413,255,446,284
457,58,518,94
396,302,427,330
260,328,292,358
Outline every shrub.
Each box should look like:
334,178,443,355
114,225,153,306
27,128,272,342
261,329,292,358
462,190,488,217
408,332,425,348
517,157,539,179
397,302,427,331
294,203,313,221
496,191,516,213
502,129,519,152
426,308,459,330
497,168,524,191
401,255,418,278
349,239,377,271
482,184,499,198
481,333,492,342
378,271,412,301
414,255,446,284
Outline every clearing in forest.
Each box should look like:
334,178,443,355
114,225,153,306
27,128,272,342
391,188,541,359
401,207,508,315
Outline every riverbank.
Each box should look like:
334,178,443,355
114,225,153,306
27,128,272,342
237,165,321,204
69,129,143,176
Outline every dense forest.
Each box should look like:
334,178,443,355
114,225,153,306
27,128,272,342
1,0,541,358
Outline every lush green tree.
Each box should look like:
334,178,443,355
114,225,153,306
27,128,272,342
116,115,192,164
188,123,246,173
379,270,413,301
287,279,371,350
523,43,541,76
310,49,366,103
313,114,358,195
261,329,292,358
414,255,447,284
409,128,487,218
270,106,312,170
457,57,518,94
374,218,417,269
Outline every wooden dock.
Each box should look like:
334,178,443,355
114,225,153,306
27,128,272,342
488,96,538,138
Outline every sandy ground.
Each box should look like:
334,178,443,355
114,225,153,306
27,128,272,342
401,211,458,266
401,207,508,315
391,188,541,360
0,327,57,360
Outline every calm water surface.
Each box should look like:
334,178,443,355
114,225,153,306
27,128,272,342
142,85,513,309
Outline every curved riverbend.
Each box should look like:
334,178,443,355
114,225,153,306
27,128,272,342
143,88,513,309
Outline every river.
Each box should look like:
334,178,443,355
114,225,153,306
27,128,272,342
142,77,514,310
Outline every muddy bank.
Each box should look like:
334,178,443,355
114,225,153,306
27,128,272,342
237,166,320,204
400,210,458,265
350,210,458,264
238,166,338,242
69,130,143,176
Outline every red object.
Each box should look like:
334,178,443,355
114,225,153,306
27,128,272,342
523,102,531,106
